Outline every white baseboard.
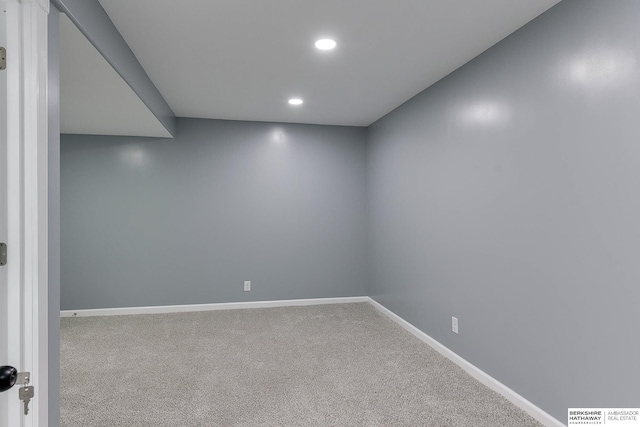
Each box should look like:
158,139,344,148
60,296,369,318
366,297,565,427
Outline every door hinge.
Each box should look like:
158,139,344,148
0,243,6,266
0,47,6,70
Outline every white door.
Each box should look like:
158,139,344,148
1,1,50,426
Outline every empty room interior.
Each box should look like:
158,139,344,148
42,0,640,425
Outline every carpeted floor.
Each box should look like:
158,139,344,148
60,303,542,426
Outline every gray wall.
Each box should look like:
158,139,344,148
48,5,61,427
367,0,640,422
61,118,368,310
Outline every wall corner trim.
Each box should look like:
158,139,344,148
366,297,566,427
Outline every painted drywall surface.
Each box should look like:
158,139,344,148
61,119,368,310
367,0,640,422
48,5,61,426
51,0,176,136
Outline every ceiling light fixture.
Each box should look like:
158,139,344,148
288,98,303,105
315,38,336,50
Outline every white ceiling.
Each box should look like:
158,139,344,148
61,1,561,133
60,14,171,137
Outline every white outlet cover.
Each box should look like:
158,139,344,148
452,316,459,334
244,281,251,292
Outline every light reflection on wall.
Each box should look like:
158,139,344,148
565,47,637,91
270,127,287,145
120,145,149,168
457,100,513,128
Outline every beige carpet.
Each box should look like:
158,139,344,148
60,303,542,426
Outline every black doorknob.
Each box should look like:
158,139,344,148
0,365,18,392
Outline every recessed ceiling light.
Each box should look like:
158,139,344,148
288,98,303,105
315,39,336,50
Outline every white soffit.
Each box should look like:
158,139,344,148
60,13,172,137
97,0,560,127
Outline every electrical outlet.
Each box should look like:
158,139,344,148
244,281,251,292
452,316,459,334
